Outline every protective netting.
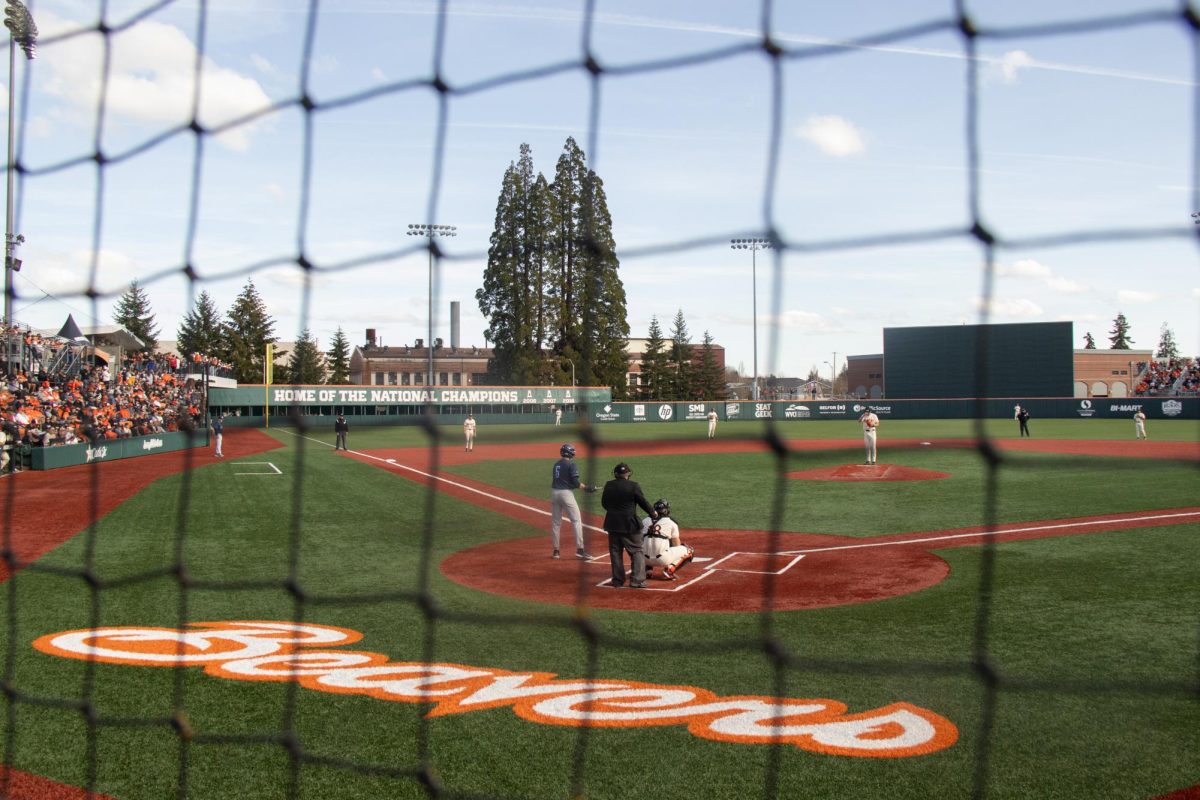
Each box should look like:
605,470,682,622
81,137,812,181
2,2,1198,799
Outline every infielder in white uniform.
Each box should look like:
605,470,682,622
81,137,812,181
706,409,717,439
463,414,477,451
860,410,879,465
641,499,694,580
1133,409,1147,440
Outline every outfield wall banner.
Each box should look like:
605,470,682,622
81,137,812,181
588,397,1198,422
211,385,611,408
30,430,207,471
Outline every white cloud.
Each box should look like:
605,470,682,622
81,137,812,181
1002,259,1050,278
996,259,1086,294
1118,289,1157,304
41,16,272,152
1045,276,1085,293
989,50,1035,84
371,67,387,82
249,53,281,79
769,310,839,332
795,115,865,157
972,297,1044,318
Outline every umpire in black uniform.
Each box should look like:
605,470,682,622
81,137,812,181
334,414,349,450
601,462,656,588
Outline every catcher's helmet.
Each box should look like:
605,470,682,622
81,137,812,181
653,498,670,517
560,443,576,458
613,462,631,478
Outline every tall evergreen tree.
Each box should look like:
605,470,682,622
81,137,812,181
112,279,159,352
1155,323,1179,361
221,279,280,384
325,326,352,384
477,137,629,393
695,330,727,400
668,310,693,400
1083,331,1096,350
477,143,549,384
176,290,223,357
287,329,326,384
1108,312,1133,349
547,137,630,395
639,316,670,400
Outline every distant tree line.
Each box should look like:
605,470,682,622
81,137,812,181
112,279,353,385
634,311,726,401
1082,313,1184,361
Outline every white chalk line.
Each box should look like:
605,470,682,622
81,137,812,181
282,430,608,535
776,510,1200,556
234,461,282,475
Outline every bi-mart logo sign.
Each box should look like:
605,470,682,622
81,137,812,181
35,621,957,759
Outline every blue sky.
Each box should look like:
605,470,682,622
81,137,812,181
7,0,1198,382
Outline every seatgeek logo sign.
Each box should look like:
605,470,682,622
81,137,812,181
34,622,958,759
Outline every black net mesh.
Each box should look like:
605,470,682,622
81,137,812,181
1,2,1198,799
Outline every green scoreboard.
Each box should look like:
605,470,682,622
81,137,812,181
883,321,1073,399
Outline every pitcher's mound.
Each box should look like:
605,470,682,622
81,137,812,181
788,464,949,482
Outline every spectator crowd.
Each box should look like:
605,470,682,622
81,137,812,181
1,354,209,474
1134,357,1200,396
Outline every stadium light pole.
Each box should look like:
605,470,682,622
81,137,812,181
562,357,575,387
3,0,35,332
407,223,456,390
730,238,772,401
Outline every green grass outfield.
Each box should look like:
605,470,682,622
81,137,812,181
2,419,1197,799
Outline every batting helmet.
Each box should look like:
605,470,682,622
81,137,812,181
613,462,631,478
653,498,670,517
560,443,576,458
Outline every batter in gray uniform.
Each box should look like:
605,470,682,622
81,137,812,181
550,443,595,559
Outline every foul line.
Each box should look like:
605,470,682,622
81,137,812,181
234,462,282,475
778,510,1200,555
281,430,607,534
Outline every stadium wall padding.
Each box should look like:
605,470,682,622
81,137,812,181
29,430,209,470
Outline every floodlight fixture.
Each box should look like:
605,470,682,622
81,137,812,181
729,237,774,401
408,223,458,390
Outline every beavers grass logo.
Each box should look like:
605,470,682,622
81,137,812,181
35,621,957,759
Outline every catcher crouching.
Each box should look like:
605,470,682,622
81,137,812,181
641,499,694,580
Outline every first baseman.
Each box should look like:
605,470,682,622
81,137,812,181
860,409,879,465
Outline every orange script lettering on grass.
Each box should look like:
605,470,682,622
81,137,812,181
34,621,957,758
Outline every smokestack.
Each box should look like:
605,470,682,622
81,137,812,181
366,328,376,347
450,301,461,349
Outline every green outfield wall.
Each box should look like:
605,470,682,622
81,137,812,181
583,397,1197,423
28,430,208,471
206,385,1197,427
208,385,612,427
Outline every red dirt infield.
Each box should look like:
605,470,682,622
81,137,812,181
439,507,1200,613
787,463,950,481
0,428,282,584
343,437,1200,613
